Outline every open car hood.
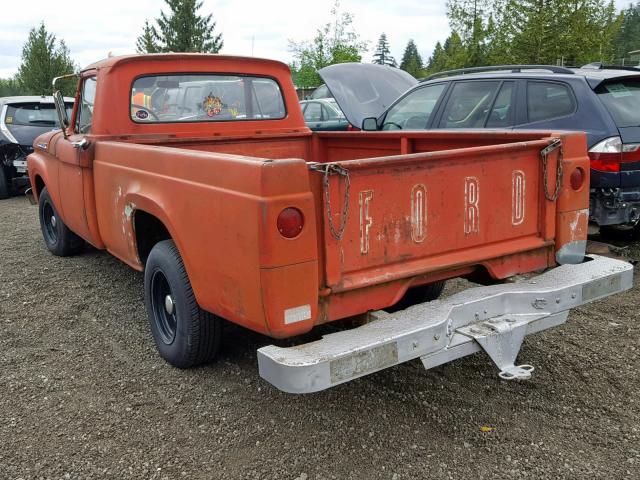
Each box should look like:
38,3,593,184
319,63,417,129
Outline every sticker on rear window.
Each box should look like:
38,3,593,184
605,83,633,98
5,116,12,124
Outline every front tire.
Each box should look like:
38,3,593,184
38,187,84,256
144,240,221,368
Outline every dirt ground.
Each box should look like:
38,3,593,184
1,195,639,480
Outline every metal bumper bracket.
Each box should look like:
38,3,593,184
456,317,533,380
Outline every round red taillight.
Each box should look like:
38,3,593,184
277,207,304,238
570,167,585,191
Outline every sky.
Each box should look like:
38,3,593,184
0,0,634,78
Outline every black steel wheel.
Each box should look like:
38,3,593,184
38,187,84,256
144,240,221,368
150,269,178,345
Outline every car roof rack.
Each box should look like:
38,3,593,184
579,62,640,72
422,65,576,81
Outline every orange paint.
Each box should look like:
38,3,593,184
28,54,590,338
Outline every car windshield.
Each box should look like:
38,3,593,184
5,102,73,127
130,74,286,123
596,79,640,127
382,83,447,130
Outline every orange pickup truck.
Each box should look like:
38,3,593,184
27,54,632,393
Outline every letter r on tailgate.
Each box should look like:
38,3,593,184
464,177,479,235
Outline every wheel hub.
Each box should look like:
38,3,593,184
164,294,175,315
50,215,57,228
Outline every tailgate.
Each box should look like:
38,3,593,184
312,139,561,291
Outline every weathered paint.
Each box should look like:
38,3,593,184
26,54,591,339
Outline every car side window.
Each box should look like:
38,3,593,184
76,76,97,134
527,81,576,123
438,81,501,128
382,83,447,130
322,104,338,120
304,102,322,122
486,81,515,128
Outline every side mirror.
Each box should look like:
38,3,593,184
53,90,69,138
362,117,378,131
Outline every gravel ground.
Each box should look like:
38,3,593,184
1,195,639,480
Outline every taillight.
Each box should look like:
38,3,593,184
589,136,640,172
277,207,304,238
570,167,585,190
347,124,360,131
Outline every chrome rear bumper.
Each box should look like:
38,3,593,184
258,255,633,393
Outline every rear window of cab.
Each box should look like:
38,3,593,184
130,74,286,123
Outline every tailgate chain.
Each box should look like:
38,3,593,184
312,163,351,240
540,139,564,202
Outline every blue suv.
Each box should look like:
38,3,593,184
321,64,640,233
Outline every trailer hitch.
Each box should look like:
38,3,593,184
456,316,534,380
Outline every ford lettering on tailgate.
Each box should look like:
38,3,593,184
320,147,546,289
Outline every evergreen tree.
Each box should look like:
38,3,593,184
136,20,161,54
399,39,424,77
136,0,223,54
289,1,368,88
0,78,22,96
504,0,621,65
16,22,76,96
425,32,468,74
614,2,640,63
441,0,622,68
372,33,397,67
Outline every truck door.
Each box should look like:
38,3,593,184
56,75,97,241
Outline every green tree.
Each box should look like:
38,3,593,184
289,1,368,88
614,2,640,63
372,33,397,67
504,0,621,65
136,0,223,53
0,78,23,96
16,22,76,96
399,39,424,77
447,0,506,66
425,32,468,74
136,20,161,54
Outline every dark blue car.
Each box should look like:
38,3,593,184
0,96,74,199
320,63,640,232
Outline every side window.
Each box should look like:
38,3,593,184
304,102,322,122
438,81,501,128
382,83,447,130
76,76,97,134
486,82,515,128
527,81,576,123
322,104,336,120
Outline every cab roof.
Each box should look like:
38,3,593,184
83,53,290,73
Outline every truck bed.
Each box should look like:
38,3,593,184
86,130,587,332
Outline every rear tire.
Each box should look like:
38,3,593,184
0,168,9,199
38,187,84,256
144,240,221,368
389,281,446,312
